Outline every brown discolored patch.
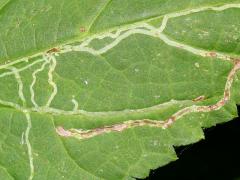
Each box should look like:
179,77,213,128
162,116,175,129
208,104,218,110
224,91,230,98
143,119,158,125
56,126,72,137
206,52,217,58
192,95,205,102
80,27,86,32
47,47,60,54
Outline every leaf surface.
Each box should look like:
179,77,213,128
0,1,240,179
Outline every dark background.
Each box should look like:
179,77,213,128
144,106,240,180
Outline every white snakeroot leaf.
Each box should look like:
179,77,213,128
0,1,240,179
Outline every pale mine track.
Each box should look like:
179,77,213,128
55,3,240,139
0,3,240,180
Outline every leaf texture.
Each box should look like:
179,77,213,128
0,1,240,179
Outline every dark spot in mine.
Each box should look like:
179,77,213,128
80,27,86,32
47,47,60,53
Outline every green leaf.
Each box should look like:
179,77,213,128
0,1,240,179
